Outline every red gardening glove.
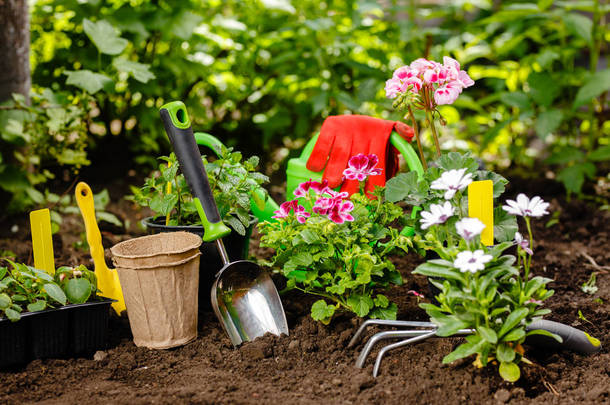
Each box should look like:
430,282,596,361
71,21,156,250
306,115,414,196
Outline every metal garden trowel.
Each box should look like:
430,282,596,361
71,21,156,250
159,101,289,346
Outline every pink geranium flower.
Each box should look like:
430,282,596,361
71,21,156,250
343,154,382,181
434,81,462,105
328,200,355,224
272,200,310,223
293,179,329,198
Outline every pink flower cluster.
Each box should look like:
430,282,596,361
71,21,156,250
274,179,355,225
385,56,474,106
343,154,382,181
272,200,310,223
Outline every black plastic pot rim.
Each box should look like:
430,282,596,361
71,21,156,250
0,297,115,323
141,216,257,231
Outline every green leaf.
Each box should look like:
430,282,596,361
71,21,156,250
546,146,585,165
64,70,113,94
526,328,563,343
83,19,128,55
29,267,54,282
502,327,526,342
171,11,203,40
562,12,592,44
4,308,21,322
534,109,563,139
27,300,47,312
369,303,398,320
310,300,335,324
112,58,156,83
501,92,531,109
284,252,313,272
557,163,596,194
299,229,321,244
574,69,610,108
527,72,560,107
65,278,92,304
589,145,610,162
96,211,123,227
149,193,178,216
499,361,521,382
373,294,389,308
0,293,11,309
494,206,518,243
434,316,471,337
413,260,465,282
496,343,516,363
347,294,374,317
442,336,484,363
498,308,528,338
477,326,498,344
44,283,67,305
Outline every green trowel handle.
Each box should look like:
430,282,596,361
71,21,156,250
526,320,602,354
193,132,280,223
159,101,230,242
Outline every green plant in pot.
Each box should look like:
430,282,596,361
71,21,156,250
259,154,412,324
131,143,270,300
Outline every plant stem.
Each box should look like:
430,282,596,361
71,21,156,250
407,106,427,169
426,108,441,158
525,217,534,280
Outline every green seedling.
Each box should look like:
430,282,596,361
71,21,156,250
132,147,269,236
0,261,98,322
581,272,598,295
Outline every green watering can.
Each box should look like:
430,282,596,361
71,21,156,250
195,131,424,227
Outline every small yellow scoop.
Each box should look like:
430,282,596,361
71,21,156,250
75,182,126,314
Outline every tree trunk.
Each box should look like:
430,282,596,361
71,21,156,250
0,0,30,103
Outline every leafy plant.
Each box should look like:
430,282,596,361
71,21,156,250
259,155,411,324
386,152,517,249
0,261,99,322
399,162,557,382
131,144,269,235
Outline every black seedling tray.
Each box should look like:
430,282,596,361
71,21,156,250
0,297,114,368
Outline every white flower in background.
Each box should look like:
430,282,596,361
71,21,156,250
420,201,455,229
430,168,473,199
502,194,549,218
454,250,492,273
514,232,533,255
455,217,486,241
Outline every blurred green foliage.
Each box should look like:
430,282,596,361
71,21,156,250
0,0,608,213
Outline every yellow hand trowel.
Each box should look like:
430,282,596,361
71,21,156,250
75,182,126,314
30,208,55,274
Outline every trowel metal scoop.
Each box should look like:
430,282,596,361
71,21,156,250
159,101,288,346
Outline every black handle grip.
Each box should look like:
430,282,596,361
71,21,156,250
526,320,601,354
159,102,230,241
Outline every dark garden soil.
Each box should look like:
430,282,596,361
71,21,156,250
0,176,608,405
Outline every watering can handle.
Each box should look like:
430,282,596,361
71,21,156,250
159,101,231,242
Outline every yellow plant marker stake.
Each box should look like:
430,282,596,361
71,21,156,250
30,208,55,274
468,180,494,246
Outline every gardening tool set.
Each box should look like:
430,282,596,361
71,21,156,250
3,99,601,374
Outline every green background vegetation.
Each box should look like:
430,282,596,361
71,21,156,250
0,0,608,213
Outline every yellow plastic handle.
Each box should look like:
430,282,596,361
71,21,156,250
30,208,55,274
75,182,126,314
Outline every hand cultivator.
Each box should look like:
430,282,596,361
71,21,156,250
349,318,602,377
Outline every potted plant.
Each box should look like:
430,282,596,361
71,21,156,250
0,261,113,367
259,154,411,324
131,143,270,302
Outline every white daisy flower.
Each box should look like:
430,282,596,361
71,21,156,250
420,201,455,229
453,250,492,273
502,194,549,218
430,168,473,200
514,232,533,255
455,217,486,241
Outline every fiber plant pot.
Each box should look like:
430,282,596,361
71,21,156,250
141,216,255,309
110,232,201,349
0,298,114,368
